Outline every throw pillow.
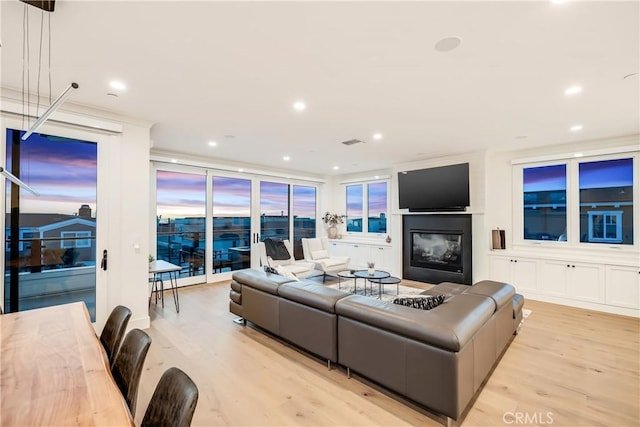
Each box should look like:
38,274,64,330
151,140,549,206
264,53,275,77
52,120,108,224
263,238,291,261
311,249,329,260
276,265,299,281
264,266,279,275
392,294,446,310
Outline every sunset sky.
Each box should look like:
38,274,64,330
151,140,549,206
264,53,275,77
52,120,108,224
524,158,633,193
5,130,97,216
157,171,317,219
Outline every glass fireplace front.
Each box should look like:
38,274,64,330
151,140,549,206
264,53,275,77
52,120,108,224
410,230,463,273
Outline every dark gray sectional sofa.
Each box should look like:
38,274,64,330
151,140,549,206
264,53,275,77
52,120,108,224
229,269,523,423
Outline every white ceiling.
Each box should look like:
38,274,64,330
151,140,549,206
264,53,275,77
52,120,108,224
1,1,638,176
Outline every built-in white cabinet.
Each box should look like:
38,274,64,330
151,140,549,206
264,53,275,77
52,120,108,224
605,265,640,309
539,260,604,303
488,252,639,316
488,255,538,292
328,241,392,271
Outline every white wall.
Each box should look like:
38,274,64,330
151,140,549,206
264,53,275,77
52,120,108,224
106,121,152,331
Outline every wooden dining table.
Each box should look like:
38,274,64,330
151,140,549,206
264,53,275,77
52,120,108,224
0,302,134,426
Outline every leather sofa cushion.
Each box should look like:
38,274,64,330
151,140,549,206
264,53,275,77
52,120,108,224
232,269,296,295
466,280,514,310
230,281,242,293
513,293,524,318
420,282,469,297
230,289,241,304
336,294,495,352
279,282,351,313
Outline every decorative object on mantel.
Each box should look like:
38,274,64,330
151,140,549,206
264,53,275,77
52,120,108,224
367,261,375,275
322,211,345,239
385,235,392,243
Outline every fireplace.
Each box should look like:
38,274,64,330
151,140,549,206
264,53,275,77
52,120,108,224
403,214,472,285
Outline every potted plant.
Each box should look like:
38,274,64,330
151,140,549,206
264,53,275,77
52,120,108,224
322,212,345,239
367,261,375,275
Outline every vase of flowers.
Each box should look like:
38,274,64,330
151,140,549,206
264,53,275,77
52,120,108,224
322,211,345,239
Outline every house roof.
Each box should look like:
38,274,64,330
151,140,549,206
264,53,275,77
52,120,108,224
5,213,96,229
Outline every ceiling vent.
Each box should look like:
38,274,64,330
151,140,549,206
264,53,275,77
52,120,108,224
341,139,365,146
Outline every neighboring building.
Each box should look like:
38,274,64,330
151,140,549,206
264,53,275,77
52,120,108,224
5,206,96,271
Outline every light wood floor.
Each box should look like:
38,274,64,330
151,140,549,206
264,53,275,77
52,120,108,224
135,280,639,426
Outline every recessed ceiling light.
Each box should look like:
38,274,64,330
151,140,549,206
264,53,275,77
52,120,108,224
374,175,380,179
208,141,217,147
109,80,127,91
224,134,235,139
106,93,118,98
333,166,339,170
574,152,584,157
623,72,638,80
434,36,462,52
170,159,177,163
293,101,306,111
550,0,568,4
373,133,383,140
570,124,583,132
238,168,244,173
565,85,582,95
283,155,290,161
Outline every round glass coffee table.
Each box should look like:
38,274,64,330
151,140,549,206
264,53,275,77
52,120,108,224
336,270,357,291
353,270,390,297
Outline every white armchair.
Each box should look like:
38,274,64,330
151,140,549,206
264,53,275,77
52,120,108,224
258,239,316,278
301,237,350,282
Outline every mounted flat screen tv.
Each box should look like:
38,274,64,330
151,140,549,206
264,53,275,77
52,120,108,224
398,163,470,212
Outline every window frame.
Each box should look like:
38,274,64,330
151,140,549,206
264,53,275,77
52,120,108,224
513,152,638,251
344,179,390,235
61,231,92,248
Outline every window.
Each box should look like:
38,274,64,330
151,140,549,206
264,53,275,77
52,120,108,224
588,211,623,243
368,182,387,234
345,181,388,234
579,158,633,245
522,164,567,241
346,185,363,232
61,231,91,248
518,154,635,247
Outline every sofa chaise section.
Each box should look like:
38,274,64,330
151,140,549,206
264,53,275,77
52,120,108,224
335,293,497,421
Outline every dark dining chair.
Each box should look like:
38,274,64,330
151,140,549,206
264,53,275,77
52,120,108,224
141,367,199,427
100,305,132,367
111,328,152,417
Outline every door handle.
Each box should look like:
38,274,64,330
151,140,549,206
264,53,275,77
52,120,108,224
100,249,108,271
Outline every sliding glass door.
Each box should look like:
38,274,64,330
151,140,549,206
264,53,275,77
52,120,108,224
156,171,206,280
4,129,99,319
153,166,319,281
260,181,290,242
212,176,252,274
292,185,317,259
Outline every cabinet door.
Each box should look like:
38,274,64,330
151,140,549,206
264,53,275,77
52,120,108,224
511,258,538,292
349,244,369,269
539,260,569,297
489,256,511,284
605,265,640,309
370,246,391,272
329,242,351,259
568,263,604,303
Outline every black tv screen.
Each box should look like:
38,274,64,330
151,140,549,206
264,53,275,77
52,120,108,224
398,163,470,211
